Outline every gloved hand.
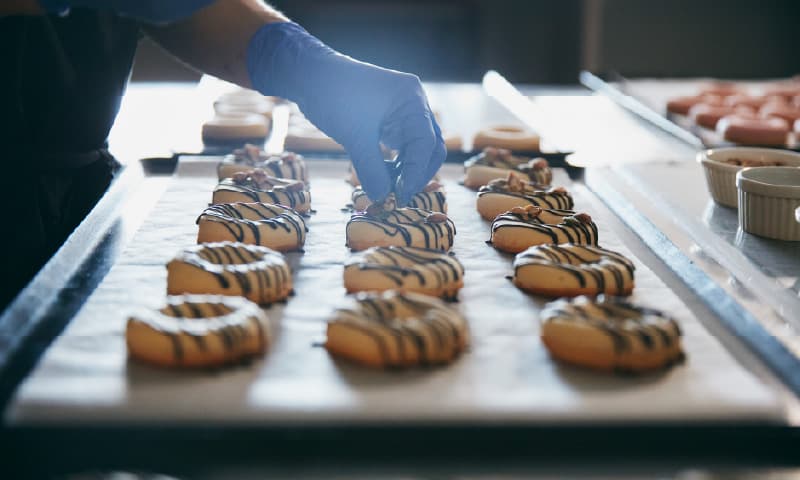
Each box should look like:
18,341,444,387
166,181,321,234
247,22,445,206
38,0,216,24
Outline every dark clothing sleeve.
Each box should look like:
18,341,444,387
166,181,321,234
0,10,138,308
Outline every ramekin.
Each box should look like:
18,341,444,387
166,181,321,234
697,147,800,208
736,166,800,241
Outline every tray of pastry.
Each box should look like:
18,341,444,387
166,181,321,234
200,81,576,169
5,154,783,427
580,71,800,151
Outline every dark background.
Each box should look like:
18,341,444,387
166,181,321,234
132,0,800,83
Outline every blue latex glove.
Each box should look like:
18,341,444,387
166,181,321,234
38,0,216,23
247,22,445,205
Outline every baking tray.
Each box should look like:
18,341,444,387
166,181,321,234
200,145,575,168
5,158,781,427
198,76,578,172
580,71,800,152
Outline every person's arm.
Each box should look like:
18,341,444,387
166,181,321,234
1,0,43,15
146,1,444,205
143,0,286,89
27,0,444,204
34,0,218,23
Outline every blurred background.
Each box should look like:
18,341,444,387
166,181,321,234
131,0,800,84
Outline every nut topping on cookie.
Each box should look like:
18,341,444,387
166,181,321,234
531,158,549,170
365,203,385,217
510,206,527,215
510,205,543,219
425,212,448,224
423,180,443,192
483,146,513,161
233,143,265,162
366,194,397,217
524,205,543,218
282,151,300,163
505,171,526,192
232,171,250,184
283,180,306,192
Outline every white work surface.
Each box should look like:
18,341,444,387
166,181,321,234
7,159,783,425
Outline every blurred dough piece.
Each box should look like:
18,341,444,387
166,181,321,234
214,95,274,119
717,115,790,147
202,113,270,145
473,125,540,151
285,115,345,152
443,131,463,152
689,104,752,129
760,102,800,124
666,95,704,115
346,163,361,187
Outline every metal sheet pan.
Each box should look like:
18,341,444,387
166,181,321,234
6,158,781,426
580,71,800,152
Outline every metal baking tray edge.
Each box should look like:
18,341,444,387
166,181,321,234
585,171,800,397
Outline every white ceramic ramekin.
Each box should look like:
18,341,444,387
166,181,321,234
697,147,800,208
736,166,800,241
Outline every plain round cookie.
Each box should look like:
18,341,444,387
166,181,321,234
464,147,552,189
346,208,456,252
473,125,540,151
126,295,271,369
476,172,573,221
326,290,469,368
344,246,465,299
167,242,292,305
202,113,270,145
217,144,308,182
512,244,635,297
540,295,684,373
197,202,307,252
490,205,598,254
213,169,311,213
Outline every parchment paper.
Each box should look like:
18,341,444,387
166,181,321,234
7,158,782,425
